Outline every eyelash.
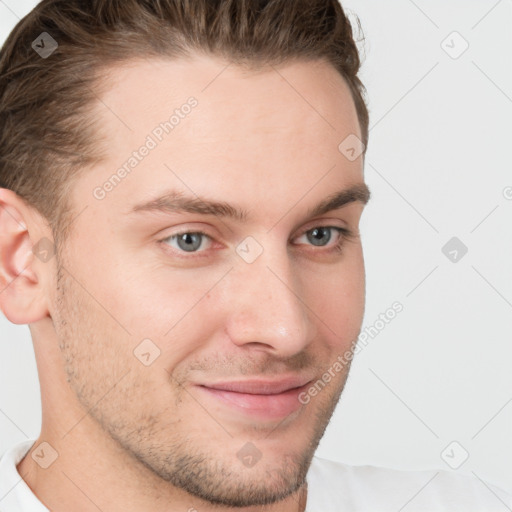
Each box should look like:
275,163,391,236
159,226,355,259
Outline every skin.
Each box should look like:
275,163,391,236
0,54,369,512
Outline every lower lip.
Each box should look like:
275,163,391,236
196,383,310,420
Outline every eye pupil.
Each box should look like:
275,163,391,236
177,232,203,252
307,227,332,246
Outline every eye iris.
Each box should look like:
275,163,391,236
307,227,332,246
177,232,202,252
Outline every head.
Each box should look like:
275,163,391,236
0,0,370,508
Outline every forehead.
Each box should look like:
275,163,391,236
74,55,364,223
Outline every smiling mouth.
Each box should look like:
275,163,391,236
195,377,313,420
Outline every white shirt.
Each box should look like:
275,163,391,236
1,439,511,511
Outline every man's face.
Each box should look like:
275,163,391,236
50,55,368,506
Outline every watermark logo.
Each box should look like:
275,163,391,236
441,31,469,60
31,441,59,469
237,442,262,468
31,32,58,59
32,237,55,263
441,236,468,263
338,134,365,162
440,441,469,469
133,338,161,366
236,236,264,264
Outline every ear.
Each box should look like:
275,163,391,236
0,188,52,324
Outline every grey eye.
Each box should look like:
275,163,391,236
165,232,209,252
306,227,333,246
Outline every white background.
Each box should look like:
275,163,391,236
1,0,511,496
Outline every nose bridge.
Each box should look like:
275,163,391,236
225,247,315,354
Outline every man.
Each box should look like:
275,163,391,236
0,1,510,510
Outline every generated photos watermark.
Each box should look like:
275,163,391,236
299,301,403,404
93,96,198,201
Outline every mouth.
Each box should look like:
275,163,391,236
194,376,313,420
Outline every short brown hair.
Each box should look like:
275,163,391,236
0,0,368,246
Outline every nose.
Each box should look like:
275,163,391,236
224,248,317,357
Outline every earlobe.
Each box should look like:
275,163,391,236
0,188,51,325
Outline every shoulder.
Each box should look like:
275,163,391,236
0,439,50,512
306,455,512,511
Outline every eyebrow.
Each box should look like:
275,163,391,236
128,183,371,221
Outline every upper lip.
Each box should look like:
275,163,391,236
198,376,313,395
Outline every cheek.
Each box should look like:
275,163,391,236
304,251,365,346
99,262,230,364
